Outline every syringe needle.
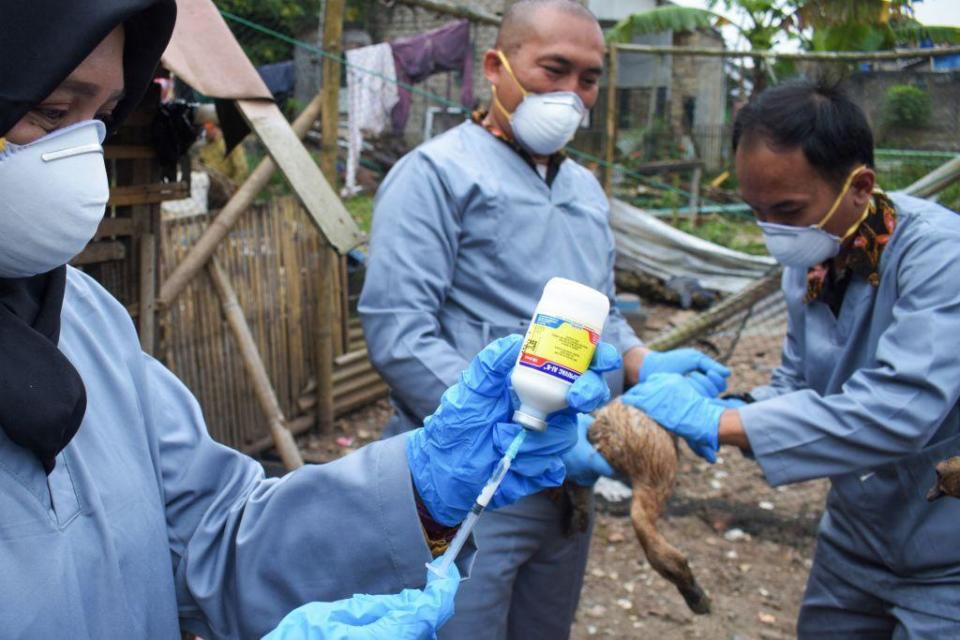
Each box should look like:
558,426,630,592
428,429,528,578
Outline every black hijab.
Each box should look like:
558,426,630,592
0,0,177,472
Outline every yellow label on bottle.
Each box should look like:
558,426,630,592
519,314,600,383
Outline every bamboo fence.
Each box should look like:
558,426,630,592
160,197,387,453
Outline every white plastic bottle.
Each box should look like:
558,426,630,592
510,277,610,431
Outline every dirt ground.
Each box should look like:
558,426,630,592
298,302,829,640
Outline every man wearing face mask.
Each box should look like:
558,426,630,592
623,79,960,636
359,1,730,638
0,2,629,638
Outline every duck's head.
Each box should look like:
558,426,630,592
927,456,960,502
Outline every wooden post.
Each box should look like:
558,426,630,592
139,233,157,353
603,45,619,197
395,0,501,26
689,165,702,227
158,94,325,309
207,258,304,470
320,0,345,187
339,254,350,354
316,248,336,432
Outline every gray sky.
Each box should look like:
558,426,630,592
671,0,960,51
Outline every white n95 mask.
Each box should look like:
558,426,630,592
0,119,109,278
757,165,870,269
493,50,586,156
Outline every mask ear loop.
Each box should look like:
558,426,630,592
816,165,867,232
492,50,528,123
840,198,873,242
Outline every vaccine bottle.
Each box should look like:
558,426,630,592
511,277,610,431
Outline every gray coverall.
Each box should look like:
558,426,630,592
740,193,960,637
359,119,641,639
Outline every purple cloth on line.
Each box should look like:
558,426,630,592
390,20,474,133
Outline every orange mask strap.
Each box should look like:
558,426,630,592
816,165,866,232
492,50,528,122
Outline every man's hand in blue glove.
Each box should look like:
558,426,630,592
621,373,725,463
407,334,621,526
684,372,750,410
638,348,730,394
263,557,459,640
561,414,616,486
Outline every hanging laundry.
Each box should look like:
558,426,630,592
390,20,473,133
344,42,400,196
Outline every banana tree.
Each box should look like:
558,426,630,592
607,1,960,97
798,0,960,52
606,2,802,96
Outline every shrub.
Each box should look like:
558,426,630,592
883,85,931,129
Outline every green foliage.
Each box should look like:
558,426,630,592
606,6,720,43
215,0,322,65
892,23,960,46
673,216,768,256
799,1,960,52
883,85,931,129
343,194,375,233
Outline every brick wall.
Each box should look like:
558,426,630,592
844,69,960,152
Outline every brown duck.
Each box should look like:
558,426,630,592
588,401,711,614
927,456,960,501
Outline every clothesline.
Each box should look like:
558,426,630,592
219,10,717,205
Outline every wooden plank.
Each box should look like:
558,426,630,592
207,258,304,471
603,46,618,198
281,201,306,417
333,370,383,398
689,166,703,226
612,42,960,61
104,145,157,160
330,252,344,359
316,248,336,432
321,0,345,186
339,255,350,355
139,233,157,354
334,383,390,417
108,182,189,207
335,348,368,367
236,98,363,254
94,216,137,239
242,414,316,457
72,241,126,266
158,94,325,308
395,0,501,26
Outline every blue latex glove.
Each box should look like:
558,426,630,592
685,371,728,398
638,348,730,385
263,557,459,640
408,334,621,526
621,373,725,463
561,414,616,486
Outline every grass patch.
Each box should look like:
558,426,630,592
671,215,768,256
343,194,375,233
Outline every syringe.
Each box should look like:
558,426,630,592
427,428,528,578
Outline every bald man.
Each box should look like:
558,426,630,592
360,1,726,637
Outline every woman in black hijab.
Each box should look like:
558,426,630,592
0,1,588,638
0,0,176,473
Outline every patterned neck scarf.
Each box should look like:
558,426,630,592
805,189,897,311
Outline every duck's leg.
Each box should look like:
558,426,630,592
629,486,712,615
